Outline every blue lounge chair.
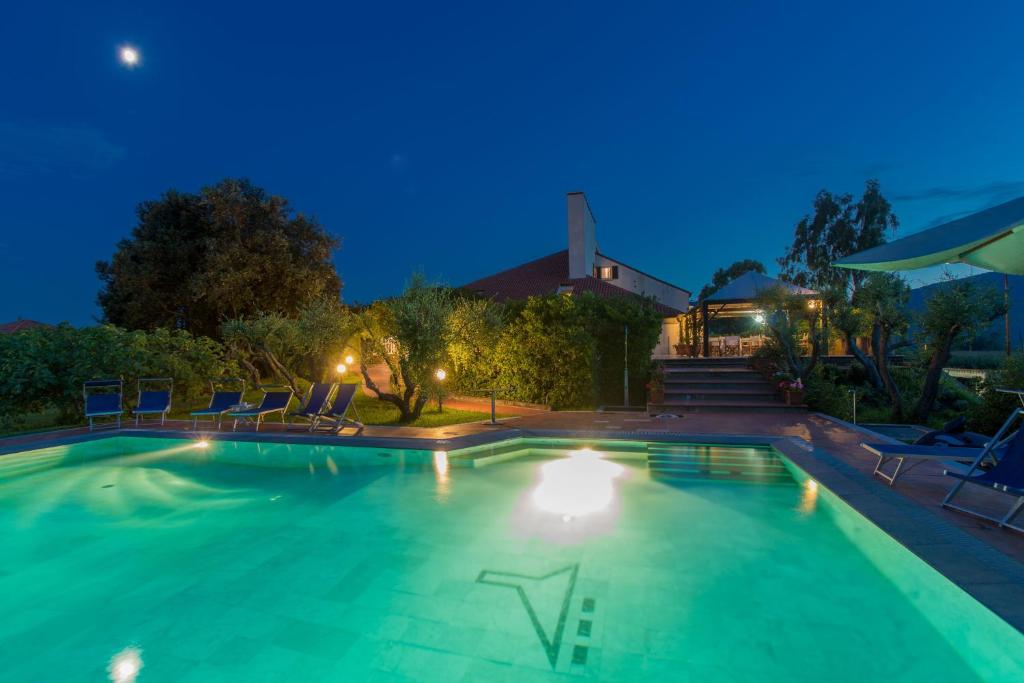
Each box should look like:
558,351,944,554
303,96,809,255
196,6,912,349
288,382,337,429
942,408,1024,533
133,377,173,426
312,384,363,434
83,378,124,431
230,387,293,431
191,378,246,430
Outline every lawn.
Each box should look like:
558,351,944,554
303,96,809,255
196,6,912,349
0,384,505,436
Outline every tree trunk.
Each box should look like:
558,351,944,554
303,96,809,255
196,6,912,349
846,332,884,389
873,326,903,420
359,362,417,422
913,326,958,422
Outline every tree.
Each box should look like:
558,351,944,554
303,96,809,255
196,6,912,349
778,179,897,293
221,298,350,394
756,286,826,380
698,259,766,302
97,178,341,338
828,274,911,419
351,276,455,422
913,279,1005,421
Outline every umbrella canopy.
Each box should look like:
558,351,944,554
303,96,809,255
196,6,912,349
835,196,1024,275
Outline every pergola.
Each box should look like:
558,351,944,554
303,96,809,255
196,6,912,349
690,271,817,357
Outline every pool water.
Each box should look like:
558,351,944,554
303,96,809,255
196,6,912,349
0,436,1021,681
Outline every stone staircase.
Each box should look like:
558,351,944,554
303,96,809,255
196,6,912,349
648,357,805,414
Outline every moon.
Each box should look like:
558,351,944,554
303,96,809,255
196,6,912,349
118,45,140,68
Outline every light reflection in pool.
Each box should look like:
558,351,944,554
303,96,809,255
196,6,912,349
532,447,624,519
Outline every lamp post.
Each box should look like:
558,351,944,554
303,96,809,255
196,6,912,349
435,368,446,412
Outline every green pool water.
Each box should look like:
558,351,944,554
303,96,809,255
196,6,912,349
1,436,1021,681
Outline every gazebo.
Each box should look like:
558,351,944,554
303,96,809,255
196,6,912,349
686,271,818,357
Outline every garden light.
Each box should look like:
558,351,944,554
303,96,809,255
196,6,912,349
435,369,446,381
345,355,355,365
754,313,765,324
336,363,347,374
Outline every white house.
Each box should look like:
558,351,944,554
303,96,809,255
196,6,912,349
463,192,691,355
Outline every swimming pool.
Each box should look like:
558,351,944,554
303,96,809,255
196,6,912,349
1,436,1021,681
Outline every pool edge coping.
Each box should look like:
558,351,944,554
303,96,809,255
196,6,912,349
4,426,1024,635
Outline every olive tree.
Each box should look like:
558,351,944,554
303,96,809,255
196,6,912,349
913,279,1005,421
350,276,455,422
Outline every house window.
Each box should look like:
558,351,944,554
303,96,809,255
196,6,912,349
594,265,618,280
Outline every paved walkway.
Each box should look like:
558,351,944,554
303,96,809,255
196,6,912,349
2,409,1020,565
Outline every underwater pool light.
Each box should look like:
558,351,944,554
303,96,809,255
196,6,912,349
194,440,209,449
533,447,624,518
108,646,143,683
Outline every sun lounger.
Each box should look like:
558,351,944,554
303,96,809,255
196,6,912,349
191,378,246,429
288,382,337,429
312,384,363,434
133,377,173,426
84,378,124,431
230,387,293,431
861,442,996,486
942,408,1024,533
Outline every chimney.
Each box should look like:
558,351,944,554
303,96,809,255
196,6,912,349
566,192,597,279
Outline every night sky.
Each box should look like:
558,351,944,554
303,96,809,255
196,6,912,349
3,1,1023,325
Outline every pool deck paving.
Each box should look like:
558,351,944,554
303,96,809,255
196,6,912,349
3,408,1023,635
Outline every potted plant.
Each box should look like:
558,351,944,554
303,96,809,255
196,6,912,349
647,363,665,404
777,377,805,406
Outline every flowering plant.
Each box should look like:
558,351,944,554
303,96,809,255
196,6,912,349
778,377,804,392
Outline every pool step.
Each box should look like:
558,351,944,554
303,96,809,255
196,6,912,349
646,445,793,484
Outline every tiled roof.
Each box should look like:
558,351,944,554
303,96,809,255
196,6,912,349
462,250,684,316
0,319,47,334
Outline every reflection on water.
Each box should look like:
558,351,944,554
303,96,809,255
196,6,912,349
532,448,624,520
433,451,451,502
108,646,143,683
798,478,819,514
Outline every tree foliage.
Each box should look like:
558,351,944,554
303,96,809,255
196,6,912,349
756,286,826,379
969,352,1024,434
350,276,456,422
221,297,349,394
913,278,1005,421
828,273,911,418
492,293,665,408
778,179,897,292
494,295,596,409
0,324,235,425
97,178,341,338
697,259,766,302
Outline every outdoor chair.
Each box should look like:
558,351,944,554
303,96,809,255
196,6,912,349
132,377,173,426
229,387,293,431
942,408,1024,533
861,416,998,485
191,378,246,430
288,382,337,429
83,378,125,431
312,384,364,434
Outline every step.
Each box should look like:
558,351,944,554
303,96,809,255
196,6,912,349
664,380,774,391
664,390,779,402
664,370,764,381
648,401,805,414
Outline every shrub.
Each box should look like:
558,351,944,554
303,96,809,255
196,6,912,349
969,352,1024,435
0,323,236,425
494,295,595,408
